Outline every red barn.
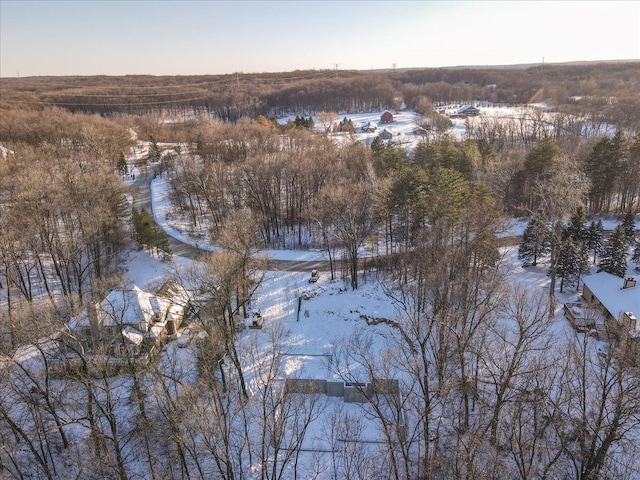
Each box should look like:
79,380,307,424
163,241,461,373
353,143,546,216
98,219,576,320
380,110,394,123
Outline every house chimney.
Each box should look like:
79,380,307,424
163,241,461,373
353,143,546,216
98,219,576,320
623,312,639,332
623,276,637,289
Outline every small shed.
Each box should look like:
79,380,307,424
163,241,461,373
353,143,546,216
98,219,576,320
380,110,394,123
378,129,393,140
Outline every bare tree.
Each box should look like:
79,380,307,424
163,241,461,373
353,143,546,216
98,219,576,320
557,331,640,480
315,112,339,133
478,284,551,447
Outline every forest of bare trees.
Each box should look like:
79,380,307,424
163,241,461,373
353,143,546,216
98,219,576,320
1,61,640,479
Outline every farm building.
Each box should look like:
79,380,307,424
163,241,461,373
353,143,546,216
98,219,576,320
360,121,377,133
378,129,394,140
380,110,394,123
457,105,480,116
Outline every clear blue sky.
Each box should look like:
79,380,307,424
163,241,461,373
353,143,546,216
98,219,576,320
1,0,638,77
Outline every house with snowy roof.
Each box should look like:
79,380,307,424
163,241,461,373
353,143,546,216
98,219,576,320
360,121,377,133
581,272,639,337
378,129,394,141
58,281,190,359
457,105,480,116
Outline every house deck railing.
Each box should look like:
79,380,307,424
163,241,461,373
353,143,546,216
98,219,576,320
564,302,596,331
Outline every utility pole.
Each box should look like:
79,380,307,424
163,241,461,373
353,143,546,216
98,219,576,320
334,63,339,78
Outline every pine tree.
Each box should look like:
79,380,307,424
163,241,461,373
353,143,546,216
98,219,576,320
621,210,636,245
587,219,605,264
555,233,577,293
598,224,628,278
522,138,561,211
555,226,591,292
117,152,128,177
131,208,170,258
148,136,161,163
566,206,590,288
371,136,385,156
518,212,549,266
632,239,640,266
585,131,624,213
132,208,152,247
152,223,171,259
567,206,588,243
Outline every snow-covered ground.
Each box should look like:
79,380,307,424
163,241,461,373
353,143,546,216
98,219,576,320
323,110,424,149
277,103,617,156
4,108,638,478
129,223,637,376
151,175,328,261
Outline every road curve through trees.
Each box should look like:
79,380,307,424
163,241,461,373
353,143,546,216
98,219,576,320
129,163,333,272
131,161,534,274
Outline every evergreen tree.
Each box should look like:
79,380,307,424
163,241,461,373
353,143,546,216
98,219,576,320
132,208,170,258
152,223,171,259
587,219,605,264
621,210,636,245
373,143,407,176
117,151,128,177
518,211,550,266
148,135,161,163
555,233,577,293
598,224,628,278
585,131,624,213
575,233,591,289
305,116,314,129
632,240,640,266
566,206,588,244
555,226,590,292
566,206,590,288
371,136,385,156
132,208,152,247
522,138,561,211
335,117,355,133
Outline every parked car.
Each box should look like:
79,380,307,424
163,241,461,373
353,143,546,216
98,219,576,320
309,270,320,283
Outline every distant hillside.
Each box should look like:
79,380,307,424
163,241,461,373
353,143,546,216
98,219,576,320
1,61,639,129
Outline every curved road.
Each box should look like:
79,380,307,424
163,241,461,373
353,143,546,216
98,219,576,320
129,163,332,272
130,163,529,272
130,161,533,273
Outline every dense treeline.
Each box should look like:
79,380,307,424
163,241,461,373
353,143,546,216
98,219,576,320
2,62,639,129
0,107,132,351
167,119,639,256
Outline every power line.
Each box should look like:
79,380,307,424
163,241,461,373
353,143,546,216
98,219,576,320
0,70,340,106
0,70,338,93
2,94,218,108
0,69,345,109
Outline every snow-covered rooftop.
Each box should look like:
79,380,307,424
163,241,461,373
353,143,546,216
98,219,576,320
97,286,169,329
582,272,640,321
